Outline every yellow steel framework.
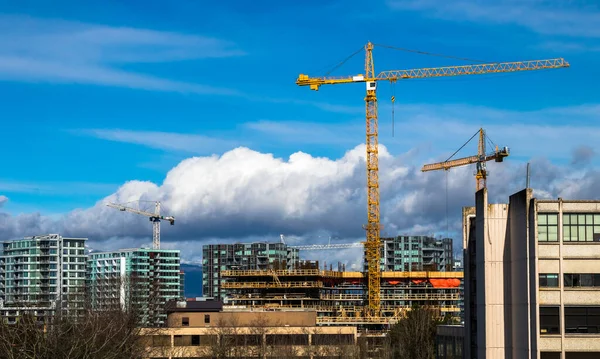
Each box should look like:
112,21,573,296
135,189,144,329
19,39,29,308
296,42,568,316
421,128,509,191
222,281,324,289
223,269,464,279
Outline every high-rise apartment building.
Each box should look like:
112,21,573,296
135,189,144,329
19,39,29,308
374,236,454,272
0,234,87,322
464,188,600,359
202,242,300,299
87,248,181,326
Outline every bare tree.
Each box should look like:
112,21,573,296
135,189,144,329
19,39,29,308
0,308,152,359
383,305,438,359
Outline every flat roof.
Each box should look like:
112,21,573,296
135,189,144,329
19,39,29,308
166,300,223,313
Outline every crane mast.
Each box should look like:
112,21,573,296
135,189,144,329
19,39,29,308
106,201,175,249
296,42,568,317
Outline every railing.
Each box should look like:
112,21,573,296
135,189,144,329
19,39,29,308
222,281,324,289
223,269,326,277
316,316,398,324
319,293,460,301
222,270,462,279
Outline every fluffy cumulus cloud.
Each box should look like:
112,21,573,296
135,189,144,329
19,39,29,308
1,144,599,267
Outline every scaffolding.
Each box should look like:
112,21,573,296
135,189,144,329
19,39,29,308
222,269,463,326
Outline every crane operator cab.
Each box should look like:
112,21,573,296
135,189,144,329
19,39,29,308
495,146,510,162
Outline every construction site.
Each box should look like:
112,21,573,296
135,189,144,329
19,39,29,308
221,268,462,327
203,42,569,328
105,42,569,330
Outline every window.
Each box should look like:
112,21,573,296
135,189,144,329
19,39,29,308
538,214,558,242
563,213,600,242
539,274,559,288
564,274,600,288
204,314,210,324
182,317,189,327
565,306,600,333
191,335,200,346
540,306,560,334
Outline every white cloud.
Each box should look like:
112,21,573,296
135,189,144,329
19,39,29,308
0,143,598,265
0,15,244,94
245,103,600,163
71,129,244,155
387,0,600,38
0,196,8,208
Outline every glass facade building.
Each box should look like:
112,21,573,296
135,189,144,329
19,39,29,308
373,236,454,272
0,234,87,322
87,248,181,326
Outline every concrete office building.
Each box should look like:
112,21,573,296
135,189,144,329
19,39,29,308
87,248,181,326
0,234,87,322
375,236,454,272
202,242,299,299
453,259,465,323
463,188,600,359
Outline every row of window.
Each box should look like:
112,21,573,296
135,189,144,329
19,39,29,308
539,273,600,288
63,241,85,248
540,306,600,334
63,249,85,255
538,213,600,242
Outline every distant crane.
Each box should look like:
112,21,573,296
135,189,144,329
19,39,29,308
280,234,363,250
106,200,175,250
421,128,509,191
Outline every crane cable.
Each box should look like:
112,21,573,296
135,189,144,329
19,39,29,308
323,46,365,76
445,129,480,162
390,81,396,137
446,170,449,239
373,43,491,63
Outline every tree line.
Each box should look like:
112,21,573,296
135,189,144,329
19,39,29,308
0,302,453,359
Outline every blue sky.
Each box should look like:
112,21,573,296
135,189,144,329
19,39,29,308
1,0,600,273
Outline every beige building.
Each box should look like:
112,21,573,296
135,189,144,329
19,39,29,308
141,300,360,358
463,188,600,359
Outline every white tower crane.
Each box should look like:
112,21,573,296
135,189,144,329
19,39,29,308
106,200,175,250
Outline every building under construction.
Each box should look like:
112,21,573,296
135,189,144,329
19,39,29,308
221,266,462,327
202,242,299,300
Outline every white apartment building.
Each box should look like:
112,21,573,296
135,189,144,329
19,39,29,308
0,234,87,322
463,188,600,359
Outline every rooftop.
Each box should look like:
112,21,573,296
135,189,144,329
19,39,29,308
165,299,223,313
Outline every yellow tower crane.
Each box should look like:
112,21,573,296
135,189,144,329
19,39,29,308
421,128,509,191
296,42,569,316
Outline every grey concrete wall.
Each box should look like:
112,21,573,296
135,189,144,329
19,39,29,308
508,188,535,359
528,195,539,359
463,206,476,359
